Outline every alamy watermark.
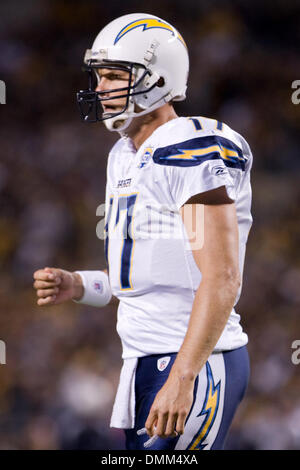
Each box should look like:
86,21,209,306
291,80,300,105
96,202,205,250
0,80,6,104
291,340,300,365
0,340,6,365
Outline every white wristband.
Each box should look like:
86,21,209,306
73,270,112,307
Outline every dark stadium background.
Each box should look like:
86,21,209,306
0,0,300,450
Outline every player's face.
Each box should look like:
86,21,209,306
95,67,131,114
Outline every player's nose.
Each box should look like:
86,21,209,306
95,77,110,94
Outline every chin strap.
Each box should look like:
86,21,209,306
104,114,133,132
104,91,174,134
103,96,135,133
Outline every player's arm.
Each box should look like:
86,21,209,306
33,267,118,307
174,186,240,374
145,186,241,438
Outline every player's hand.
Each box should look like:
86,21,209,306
144,371,195,439
33,267,83,307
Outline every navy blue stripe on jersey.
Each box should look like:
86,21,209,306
104,196,113,273
120,193,138,290
152,135,246,170
189,117,202,130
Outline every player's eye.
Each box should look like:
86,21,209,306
108,73,127,81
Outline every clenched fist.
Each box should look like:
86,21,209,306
33,267,83,306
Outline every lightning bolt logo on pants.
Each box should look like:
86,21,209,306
188,361,221,450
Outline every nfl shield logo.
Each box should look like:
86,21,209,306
138,147,153,168
157,356,171,371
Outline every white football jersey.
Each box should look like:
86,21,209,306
104,116,253,359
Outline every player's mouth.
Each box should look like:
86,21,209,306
102,104,123,113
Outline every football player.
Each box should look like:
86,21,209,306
33,13,253,450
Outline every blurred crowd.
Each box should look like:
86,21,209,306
0,0,300,450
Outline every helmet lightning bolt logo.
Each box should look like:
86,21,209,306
114,18,186,48
188,362,221,450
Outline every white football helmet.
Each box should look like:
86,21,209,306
77,13,189,132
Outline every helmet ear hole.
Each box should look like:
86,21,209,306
157,77,165,88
